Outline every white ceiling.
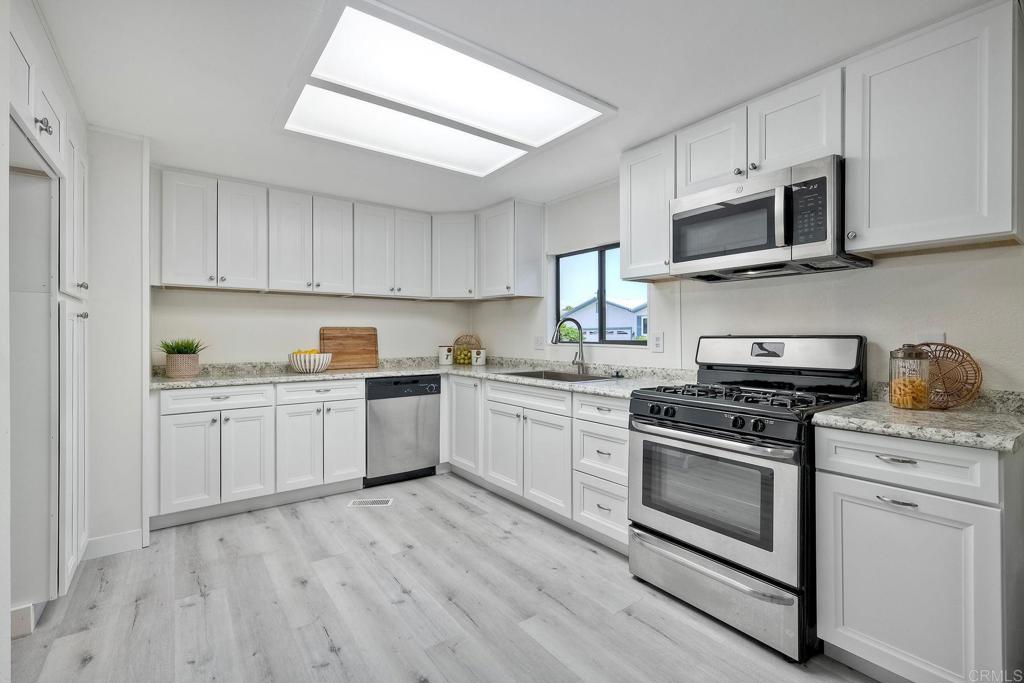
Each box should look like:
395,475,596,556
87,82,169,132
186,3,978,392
39,0,984,212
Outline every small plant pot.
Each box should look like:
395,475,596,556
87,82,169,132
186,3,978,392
165,353,200,379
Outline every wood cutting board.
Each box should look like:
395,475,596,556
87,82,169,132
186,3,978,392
319,327,379,370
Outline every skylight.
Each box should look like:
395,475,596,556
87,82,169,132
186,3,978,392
285,85,526,177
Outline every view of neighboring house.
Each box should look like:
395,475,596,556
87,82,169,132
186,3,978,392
562,297,648,341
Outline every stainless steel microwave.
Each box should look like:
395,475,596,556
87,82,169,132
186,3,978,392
669,155,870,281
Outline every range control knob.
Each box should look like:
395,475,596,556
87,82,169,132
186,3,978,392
751,418,766,433
662,406,677,418
649,404,662,416
731,415,746,429
426,384,438,393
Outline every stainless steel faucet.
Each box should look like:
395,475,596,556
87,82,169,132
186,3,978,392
551,317,586,374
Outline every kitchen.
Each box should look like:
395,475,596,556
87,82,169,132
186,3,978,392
2,0,1023,682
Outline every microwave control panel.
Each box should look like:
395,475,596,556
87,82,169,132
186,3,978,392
791,176,828,245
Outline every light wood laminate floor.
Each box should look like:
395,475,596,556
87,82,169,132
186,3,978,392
13,473,874,683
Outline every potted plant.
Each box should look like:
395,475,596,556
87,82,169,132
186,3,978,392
159,338,207,379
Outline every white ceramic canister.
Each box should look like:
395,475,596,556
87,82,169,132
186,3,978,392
471,349,487,366
438,345,453,365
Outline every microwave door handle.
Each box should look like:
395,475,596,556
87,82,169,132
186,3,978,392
774,185,788,247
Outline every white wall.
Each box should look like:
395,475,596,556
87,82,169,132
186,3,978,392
0,0,12,671
150,289,472,365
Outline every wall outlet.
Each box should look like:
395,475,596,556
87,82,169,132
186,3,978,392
534,335,546,350
916,330,946,344
652,332,665,353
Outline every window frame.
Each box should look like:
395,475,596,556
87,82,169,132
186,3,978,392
554,242,647,346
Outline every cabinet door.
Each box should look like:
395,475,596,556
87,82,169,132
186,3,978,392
161,171,218,287
431,212,476,298
483,400,523,494
217,180,268,289
58,301,88,594
220,406,275,503
313,196,354,295
59,136,80,298
675,107,746,196
522,409,572,519
449,376,481,472
353,203,395,296
33,75,63,166
619,136,674,280
276,403,324,492
747,69,842,174
9,29,33,127
159,411,221,514
268,189,313,292
74,155,88,299
393,209,432,297
844,4,1013,253
323,399,366,483
816,472,1002,683
477,202,515,297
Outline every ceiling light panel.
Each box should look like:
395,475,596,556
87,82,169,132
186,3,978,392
312,7,601,147
285,85,526,176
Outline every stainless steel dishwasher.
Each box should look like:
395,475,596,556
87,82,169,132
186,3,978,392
364,375,441,487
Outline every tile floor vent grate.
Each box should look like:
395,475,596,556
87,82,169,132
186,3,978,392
348,498,394,508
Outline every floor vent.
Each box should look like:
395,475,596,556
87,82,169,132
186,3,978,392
348,498,394,508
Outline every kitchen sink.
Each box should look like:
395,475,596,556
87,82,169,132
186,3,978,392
499,370,613,383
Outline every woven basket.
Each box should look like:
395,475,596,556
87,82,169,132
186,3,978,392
452,333,482,365
916,343,982,410
165,354,200,379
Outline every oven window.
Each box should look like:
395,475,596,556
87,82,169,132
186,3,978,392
672,195,777,263
642,441,774,550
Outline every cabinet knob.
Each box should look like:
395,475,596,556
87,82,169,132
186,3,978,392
596,503,612,512
315,282,321,287
846,231,857,241
326,407,332,413
76,281,89,290
397,287,402,292
506,285,511,291
208,275,216,281
77,312,89,319
34,117,53,135
316,407,322,414
223,416,230,422
210,417,217,424
306,282,313,287
748,162,759,171
219,276,226,282
468,288,473,294
389,287,395,292
733,167,743,175
663,259,669,266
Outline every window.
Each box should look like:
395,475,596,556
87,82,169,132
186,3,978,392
555,244,648,345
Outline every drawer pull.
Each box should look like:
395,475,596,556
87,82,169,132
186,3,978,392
876,495,919,508
875,454,918,465
595,449,612,456
314,389,332,393
595,406,612,412
596,503,612,512
210,396,230,401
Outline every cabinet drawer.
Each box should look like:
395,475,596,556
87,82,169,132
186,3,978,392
160,384,273,415
573,393,629,428
572,419,629,485
572,471,628,545
486,380,571,416
275,379,364,405
815,427,1000,505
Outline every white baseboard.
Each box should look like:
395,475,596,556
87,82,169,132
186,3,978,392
83,528,142,561
11,602,45,638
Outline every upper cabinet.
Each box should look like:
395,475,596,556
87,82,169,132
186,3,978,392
312,196,354,295
393,209,432,298
216,180,268,290
9,29,33,126
432,213,476,299
675,107,747,196
844,3,1019,253
268,189,313,292
477,200,543,298
620,136,675,280
161,171,218,288
60,133,89,299
353,204,431,298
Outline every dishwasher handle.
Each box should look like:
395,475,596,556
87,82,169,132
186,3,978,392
366,374,442,400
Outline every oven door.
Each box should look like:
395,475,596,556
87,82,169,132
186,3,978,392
628,418,800,587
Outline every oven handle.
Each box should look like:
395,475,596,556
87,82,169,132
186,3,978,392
631,529,795,606
630,419,796,460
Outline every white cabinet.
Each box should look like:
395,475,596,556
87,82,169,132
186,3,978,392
275,403,325,492
522,409,572,519
9,28,34,128
161,171,218,287
619,135,674,280
353,202,395,296
449,376,482,473
675,107,746,196
393,209,432,297
313,196,354,295
572,419,629,486
159,411,221,514
217,180,268,290
220,406,275,503
483,400,524,495
323,399,366,483
844,3,1018,253
817,471,1002,683
268,189,313,292
58,300,87,594
60,134,89,299
32,73,63,166
477,200,543,298
572,471,629,545
432,212,476,298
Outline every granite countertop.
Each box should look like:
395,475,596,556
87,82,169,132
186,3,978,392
812,401,1024,452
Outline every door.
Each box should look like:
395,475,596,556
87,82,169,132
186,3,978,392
268,188,313,292
161,171,218,287
220,406,275,503
159,411,221,514
353,202,395,296
217,180,268,289
58,300,87,594
816,472,1002,683
74,154,87,299
620,136,674,280
313,196,354,294
483,400,523,495
431,212,476,298
747,69,842,174
59,136,82,298
675,107,747,196
522,409,572,519
323,399,366,483
477,201,515,297
449,376,481,472
393,209,431,297
844,3,1013,253
276,403,324,492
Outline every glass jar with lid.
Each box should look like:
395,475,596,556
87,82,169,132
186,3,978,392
889,344,931,410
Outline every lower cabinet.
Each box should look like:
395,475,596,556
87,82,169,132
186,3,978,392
522,409,572,519
483,400,524,495
572,471,629,545
220,406,275,502
323,399,366,483
276,403,325,492
160,411,222,513
449,376,482,473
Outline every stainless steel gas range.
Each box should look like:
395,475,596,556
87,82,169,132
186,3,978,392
627,335,866,661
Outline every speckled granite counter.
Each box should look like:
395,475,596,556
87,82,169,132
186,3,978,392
812,401,1024,452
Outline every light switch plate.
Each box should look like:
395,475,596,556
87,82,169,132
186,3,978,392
652,332,664,353
534,335,546,350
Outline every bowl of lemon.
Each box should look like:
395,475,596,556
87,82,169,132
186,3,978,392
289,348,332,374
